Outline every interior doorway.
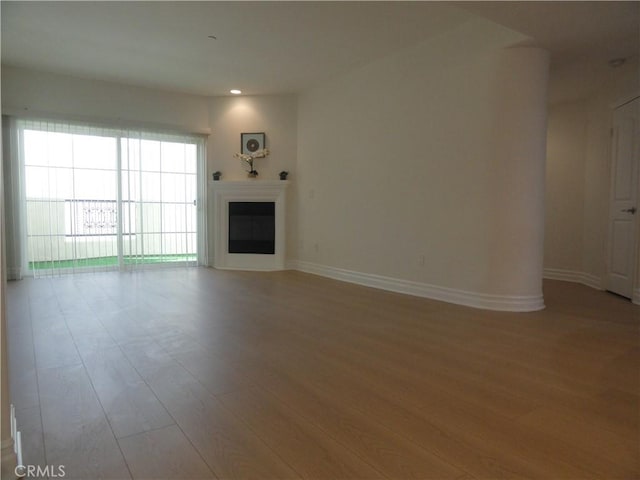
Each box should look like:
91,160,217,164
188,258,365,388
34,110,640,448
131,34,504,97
606,97,639,300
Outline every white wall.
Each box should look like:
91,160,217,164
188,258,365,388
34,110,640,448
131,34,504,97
544,58,639,290
208,95,297,182
8,35,634,308
545,101,587,273
207,95,298,263
295,19,549,310
1,66,210,133
2,66,211,270
1,67,301,269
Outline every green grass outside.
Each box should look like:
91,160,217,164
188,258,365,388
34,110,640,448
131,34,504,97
29,253,196,270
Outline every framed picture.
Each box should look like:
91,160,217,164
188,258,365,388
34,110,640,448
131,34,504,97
241,132,265,154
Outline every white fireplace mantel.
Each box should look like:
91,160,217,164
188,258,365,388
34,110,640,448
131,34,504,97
210,180,289,271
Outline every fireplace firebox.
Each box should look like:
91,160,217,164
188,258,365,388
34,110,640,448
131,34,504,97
228,202,275,254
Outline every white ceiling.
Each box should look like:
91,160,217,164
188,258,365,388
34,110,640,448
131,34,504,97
2,1,638,98
459,1,639,67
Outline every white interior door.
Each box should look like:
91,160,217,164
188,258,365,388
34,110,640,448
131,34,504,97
606,97,639,299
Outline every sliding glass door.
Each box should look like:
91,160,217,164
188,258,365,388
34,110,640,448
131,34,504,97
120,137,198,266
20,120,204,276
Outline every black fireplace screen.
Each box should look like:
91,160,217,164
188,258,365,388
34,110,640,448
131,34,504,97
228,202,275,254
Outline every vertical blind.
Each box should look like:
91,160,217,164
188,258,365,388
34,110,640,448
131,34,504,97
3,116,207,278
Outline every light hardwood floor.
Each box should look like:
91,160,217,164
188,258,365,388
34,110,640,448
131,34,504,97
6,267,640,479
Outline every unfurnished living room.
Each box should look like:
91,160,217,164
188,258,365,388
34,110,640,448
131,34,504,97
0,1,638,479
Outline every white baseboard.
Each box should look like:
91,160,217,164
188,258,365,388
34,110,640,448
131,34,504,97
1,405,22,478
284,259,299,270
543,268,603,290
291,260,545,312
11,405,22,469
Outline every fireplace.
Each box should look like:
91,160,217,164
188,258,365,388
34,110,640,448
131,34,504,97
210,180,288,271
228,202,275,254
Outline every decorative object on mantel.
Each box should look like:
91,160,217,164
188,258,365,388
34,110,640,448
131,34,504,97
212,171,222,181
241,132,265,154
279,171,289,180
236,132,267,178
233,149,270,178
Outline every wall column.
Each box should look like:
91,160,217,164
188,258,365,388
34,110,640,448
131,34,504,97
1,84,19,477
487,46,550,309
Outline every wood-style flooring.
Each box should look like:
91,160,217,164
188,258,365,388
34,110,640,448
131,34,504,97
6,267,640,479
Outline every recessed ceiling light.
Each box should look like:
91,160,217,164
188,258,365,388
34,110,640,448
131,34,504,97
230,89,242,95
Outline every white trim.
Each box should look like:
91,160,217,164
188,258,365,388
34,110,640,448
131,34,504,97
1,405,21,478
210,180,288,271
543,268,603,290
0,440,17,478
284,259,298,270
11,406,22,469
291,260,545,312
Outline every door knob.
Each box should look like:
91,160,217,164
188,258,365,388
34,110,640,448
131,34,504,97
621,207,637,214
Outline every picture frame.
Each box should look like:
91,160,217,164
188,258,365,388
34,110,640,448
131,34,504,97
241,132,265,155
